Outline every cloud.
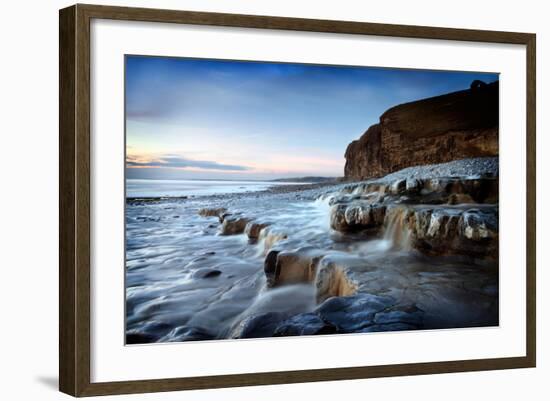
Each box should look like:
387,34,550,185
126,155,250,171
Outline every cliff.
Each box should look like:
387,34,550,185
344,80,499,180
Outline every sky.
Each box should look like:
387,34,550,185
125,55,498,181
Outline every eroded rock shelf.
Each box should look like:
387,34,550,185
196,167,498,338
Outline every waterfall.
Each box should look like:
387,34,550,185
383,207,412,251
255,227,287,256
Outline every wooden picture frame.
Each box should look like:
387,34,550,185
59,3,536,397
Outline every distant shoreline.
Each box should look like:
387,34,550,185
126,181,343,203
126,176,342,183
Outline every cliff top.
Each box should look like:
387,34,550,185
379,80,499,139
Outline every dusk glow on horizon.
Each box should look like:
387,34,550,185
125,56,498,181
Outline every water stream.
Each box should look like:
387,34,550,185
126,184,498,343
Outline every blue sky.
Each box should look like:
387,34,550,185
125,55,498,180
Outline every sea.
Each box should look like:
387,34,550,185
126,178,306,198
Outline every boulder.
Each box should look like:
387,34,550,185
192,268,222,279
244,221,269,241
230,312,287,339
273,313,336,336
220,216,250,235
315,294,395,333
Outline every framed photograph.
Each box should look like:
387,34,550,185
59,4,536,397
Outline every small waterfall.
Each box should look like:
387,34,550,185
255,227,287,256
383,207,412,251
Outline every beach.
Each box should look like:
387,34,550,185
126,157,499,343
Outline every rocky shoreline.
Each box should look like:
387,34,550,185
191,157,499,339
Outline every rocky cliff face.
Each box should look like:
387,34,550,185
344,81,499,180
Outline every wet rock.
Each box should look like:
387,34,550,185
330,204,348,231
448,193,475,204
360,323,418,332
264,248,324,287
344,203,372,226
198,207,227,218
406,178,423,193
330,202,386,232
193,268,222,279
459,209,498,240
373,304,424,326
245,221,269,241
220,216,250,235
264,250,280,287
408,206,498,259
231,312,287,338
315,294,395,333
370,204,387,225
390,179,407,194
274,313,336,336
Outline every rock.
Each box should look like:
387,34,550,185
244,221,269,241
264,250,280,287
330,202,386,232
370,204,387,225
406,178,422,193
373,304,424,326
360,323,418,332
408,206,498,259
344,81,498,180
344,203,372,226
459,209,498,240
198,207,226,218
330,204,349,231
230,312,287,339
390,179,406,194
315,294,395,333
273,313,336,336
193,268,222,279
220,216,250,235
264,248,324,287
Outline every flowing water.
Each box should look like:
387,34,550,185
126,183,498,343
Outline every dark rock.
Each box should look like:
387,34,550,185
231,312,288,338
193,268,222,279
390,179,407,194
274,313,336,336
360,323,418,332
264,250,280,287
373,304,424,326
315,294,395,333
